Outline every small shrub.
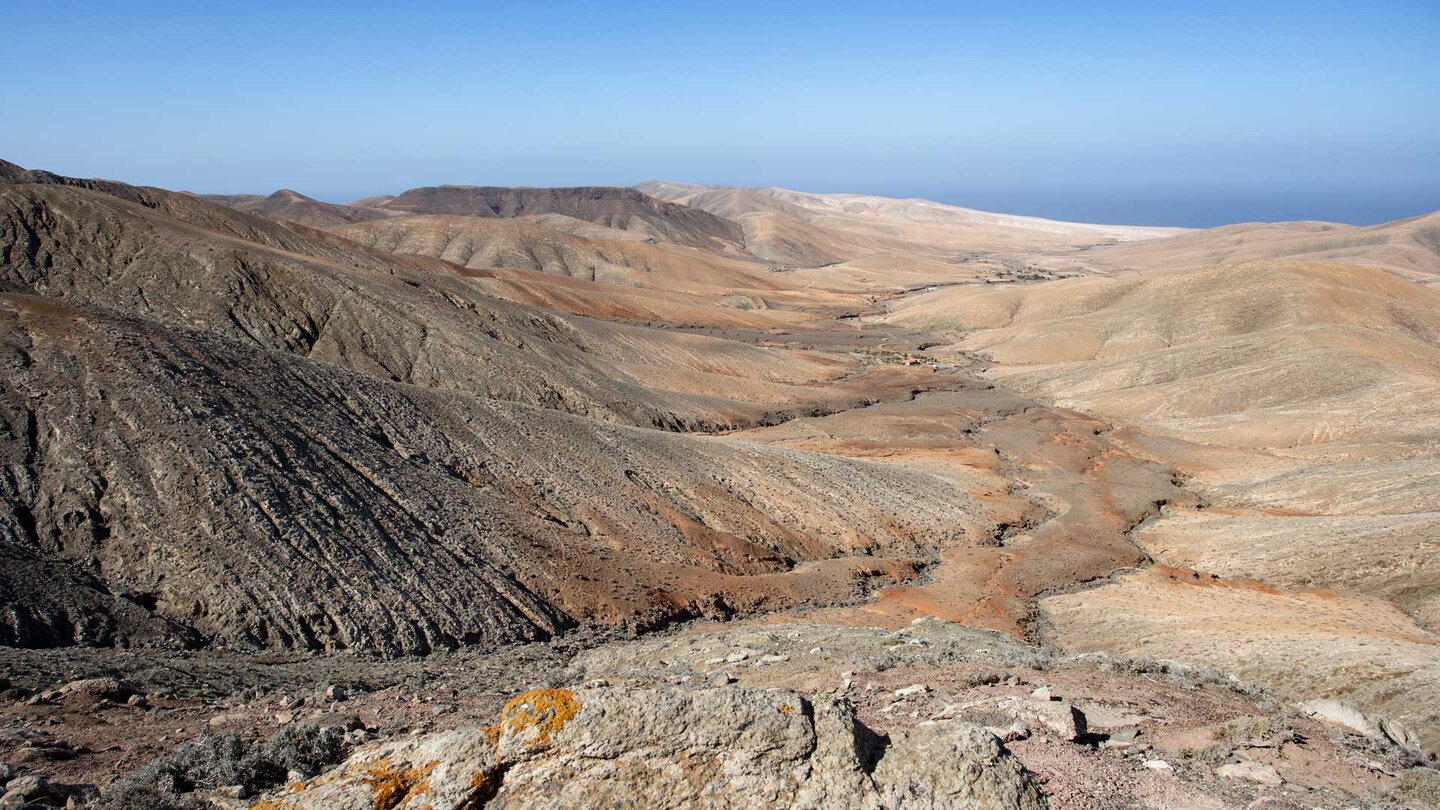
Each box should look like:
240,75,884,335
1388,767,1440,810
91,724,347,808
1211,714,1288,744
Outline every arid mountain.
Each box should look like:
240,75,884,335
200,188,392,229
0,163,995,656
353,184,746,252
2,159,1437,807
638,180,1186,269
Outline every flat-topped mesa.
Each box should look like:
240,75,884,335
360,184,746,251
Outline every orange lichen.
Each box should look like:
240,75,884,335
496,688,581,745
778,704,795,715
360,757,439,810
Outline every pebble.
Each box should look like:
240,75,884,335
1143,759,1173,771
713,673,736,687
893,684,928,698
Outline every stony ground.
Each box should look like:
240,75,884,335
0,618,1434,808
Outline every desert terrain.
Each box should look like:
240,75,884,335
0,159,1436,809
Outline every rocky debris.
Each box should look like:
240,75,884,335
257,685,1046,809
1215,761,1283,786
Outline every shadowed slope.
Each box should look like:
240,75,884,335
0,292,991,653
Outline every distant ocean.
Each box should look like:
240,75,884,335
890,187,1440,229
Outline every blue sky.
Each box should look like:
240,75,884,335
2,1,1436,226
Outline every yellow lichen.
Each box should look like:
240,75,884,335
360,757,440,810
482,724,502,746
496,688,581,745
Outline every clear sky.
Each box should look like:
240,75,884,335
2,1,1437,226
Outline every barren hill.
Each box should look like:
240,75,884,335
201,188,392,229
638,180,1186,269
355,184,746,252
330,213,784,295
881,260,1440,750
1065,212,1440,284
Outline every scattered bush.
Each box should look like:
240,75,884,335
1387,767,1440,810
1071,653,1267,696
1210,714,1288,744
91,724,347,808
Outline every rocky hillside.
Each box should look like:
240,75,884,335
0,163,996,655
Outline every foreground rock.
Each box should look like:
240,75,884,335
256,686,1045,809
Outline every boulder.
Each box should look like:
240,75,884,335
1298,699,1382,738
58,677,133,701
1001,697,1088,741
1216,761,1283,786
254,686,1047,810
874,721,1046,809
1,775,50,804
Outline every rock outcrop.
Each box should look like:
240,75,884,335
257,686,1046,810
